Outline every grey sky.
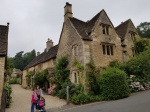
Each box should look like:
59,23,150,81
0,0,149,57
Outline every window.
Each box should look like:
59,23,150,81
102,45,106,55
74,72,78,84
102,44,114,55
132,47,135,57
130,32,136,40
73,45,78,56
102,25,109,35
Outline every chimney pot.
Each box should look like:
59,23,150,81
37,52,40,56
64,2,73,20
46,38,53,52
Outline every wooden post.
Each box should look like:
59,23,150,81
66,86,69,104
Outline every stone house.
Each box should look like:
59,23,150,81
22,39,58,89
57,2,140,84
0,23,9,109
22,2,140,87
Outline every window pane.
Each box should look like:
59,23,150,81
106,45,110,55
102,45,106,55
74,72,77,83
106,26,109,35
74,46,77,56
102,25,105,34
110,46,113,55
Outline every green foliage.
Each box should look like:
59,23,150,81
7,57,14,74
86,62,100,95
26,71,34,86
9,78,20,84
34,69,48,87
70,92,90,104
54,56,70,85
134,38,150,54
54,56,70,98
4,82,12,108
108,60,122,68
73,59,84,71
70,93,103,105
137,22,150,38
13,49,36,70
123,47,150,81
99,67,130,100
13,51,24,70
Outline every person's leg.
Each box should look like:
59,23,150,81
31,103,34,112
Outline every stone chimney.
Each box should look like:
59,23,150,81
64,2,73,20
37,52,40,56
46,38,53,52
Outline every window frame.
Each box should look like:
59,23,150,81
102,44,114,56
73,71,79,84
72,45,78,56
130,31,136,41
102,24,109,35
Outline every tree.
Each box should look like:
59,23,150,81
23,49,36,67
134,38,150,54
123,47,150,81
137,22,150,38
13,50,36,70
13,51,24,70
7,57,14,74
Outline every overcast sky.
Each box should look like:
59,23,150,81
0,0,150,57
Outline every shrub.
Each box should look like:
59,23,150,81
34,69,48,87
53,56,71,99
108,60,122,68
99,67,130,100
70,92,90,104
70,93,103,104
122,47,150,82
4,82,12,108
86,62,101,95
9,78,20,84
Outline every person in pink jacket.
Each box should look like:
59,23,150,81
31,88,38,112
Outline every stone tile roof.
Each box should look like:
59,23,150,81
115,19,130,40
24,45,58,70
0,25,9,56
69,11,101,41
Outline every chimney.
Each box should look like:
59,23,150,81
46,38,53,52
64,2,73,20
37,52,40,56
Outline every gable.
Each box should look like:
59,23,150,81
99,10,112,26
128,20,138,34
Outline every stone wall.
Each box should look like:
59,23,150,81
123,21,141,60
57,18,84,83
87,11,123,68
0,57,5,102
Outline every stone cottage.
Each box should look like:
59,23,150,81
22,2,140,87
22,39,58,88
57,2,140,84
0,23,9,109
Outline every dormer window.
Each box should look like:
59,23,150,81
73,45,78,56
102,25,109,35
130,32,136,41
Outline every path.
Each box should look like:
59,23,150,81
6,84,67,112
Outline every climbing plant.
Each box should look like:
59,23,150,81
26,71,34,87
34,69,48,88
